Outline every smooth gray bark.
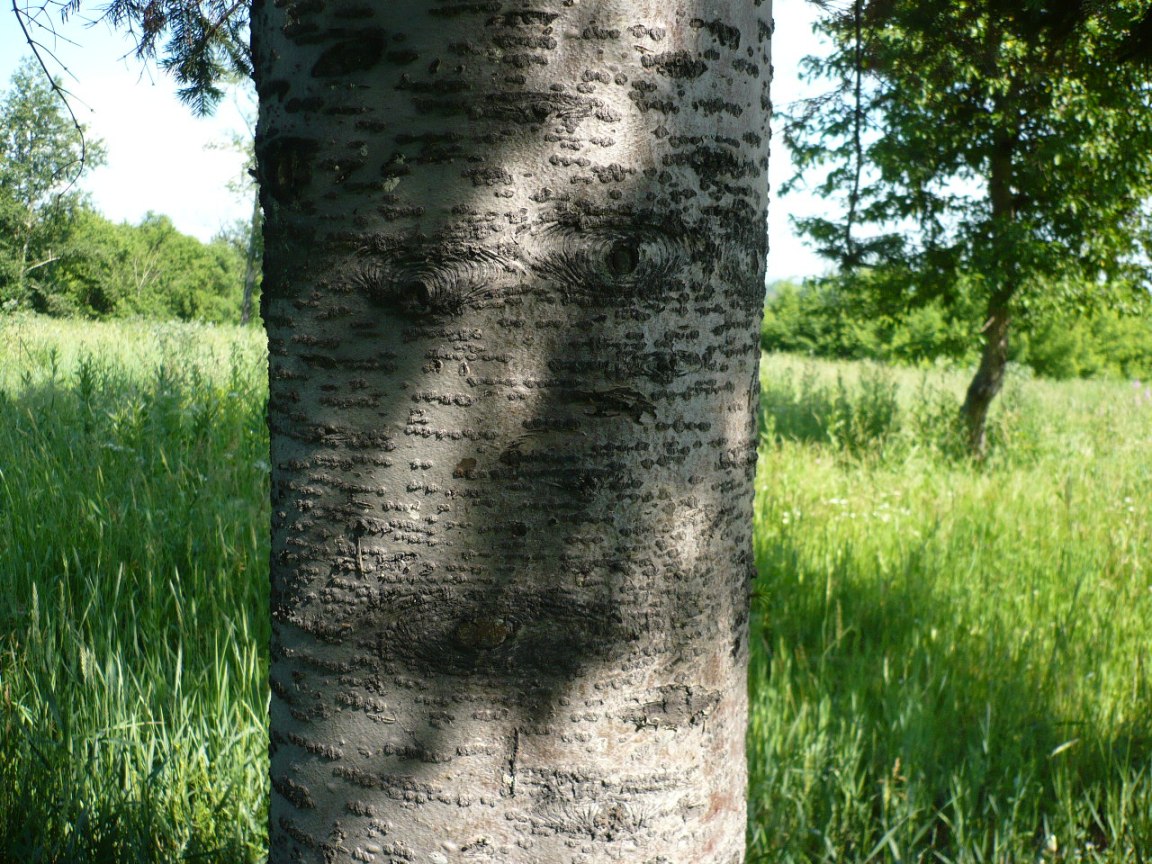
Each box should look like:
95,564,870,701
253,2,772,861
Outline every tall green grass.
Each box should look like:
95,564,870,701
748,355,1152,862
0,315,269,863
2,317,1149,862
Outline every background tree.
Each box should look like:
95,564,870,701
212,196,262,325
784,0,1152,453
0,59,251,321
7,207,247,320
209,112,263,325
0,57,106,310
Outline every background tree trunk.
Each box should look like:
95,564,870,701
961,302,1010,455
240,187,261,326
961,123,1016,457
252,2,772,861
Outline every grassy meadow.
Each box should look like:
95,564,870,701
749,356,1152,862
0,316,269,862
0,315,1149,862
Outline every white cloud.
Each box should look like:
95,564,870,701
80,75,253,240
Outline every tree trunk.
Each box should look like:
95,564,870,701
961,302,1010,455
15,208,34,306
961,121,1016,457
240,187,261,326
252,3,771,862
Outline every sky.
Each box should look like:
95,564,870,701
1,2,831,281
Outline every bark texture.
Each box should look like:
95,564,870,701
252,2,772,861
961,302,1010,455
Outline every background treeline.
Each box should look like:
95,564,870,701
0,206,252,322
0,57,256,324
762,273,1152,381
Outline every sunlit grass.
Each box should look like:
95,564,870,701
747,354,1152,862
2,317,1149,862
0,314,269,863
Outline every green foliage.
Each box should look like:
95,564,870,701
786,1,1152,298
0,59,251,324
784,1,1152,448
749,352,1152,861
762,275,977,366
763,276,1152,382
49,211,248,322
0,58,106,310
1016,310,1152,381
3,208,248,322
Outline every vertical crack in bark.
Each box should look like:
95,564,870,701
502,726,521,798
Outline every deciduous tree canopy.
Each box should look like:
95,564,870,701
785,0,1152,452
0,57,105,309
0,59,254,321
